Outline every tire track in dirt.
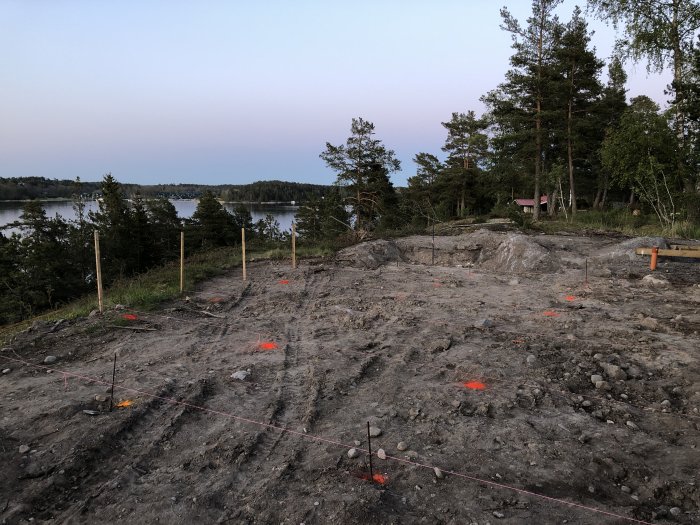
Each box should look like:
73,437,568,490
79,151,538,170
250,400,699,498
7,378,216,522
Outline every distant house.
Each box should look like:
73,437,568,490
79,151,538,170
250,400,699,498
514,196,548,214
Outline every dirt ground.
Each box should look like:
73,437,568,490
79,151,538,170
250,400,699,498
1,229,699,525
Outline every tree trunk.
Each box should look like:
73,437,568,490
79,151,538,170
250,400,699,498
533,4,545,222
548,190,557,217
567,65,577,216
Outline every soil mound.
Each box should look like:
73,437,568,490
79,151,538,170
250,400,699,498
335,239,404,269
593,236,668,263
484,232,556,273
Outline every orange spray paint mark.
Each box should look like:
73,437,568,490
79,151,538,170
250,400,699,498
463,381,486,391
122,314,138,321
565,295,576,302
258,341,279,351
542,311,560,317
279,280,290,285
358,472,388,485
116,400,133,408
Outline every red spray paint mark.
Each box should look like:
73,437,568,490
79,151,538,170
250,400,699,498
542,311,561,317
463,381,486,391
358,472,388,485
122,314,138,321
208,297,224,303
258,342,279,351
565,295,576,302
279,280,290,285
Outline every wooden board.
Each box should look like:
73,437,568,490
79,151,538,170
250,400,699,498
636,247,700,259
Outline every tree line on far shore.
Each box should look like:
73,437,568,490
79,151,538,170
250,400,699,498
0,174,308,325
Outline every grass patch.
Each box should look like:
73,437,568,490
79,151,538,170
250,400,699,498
0,242,337,344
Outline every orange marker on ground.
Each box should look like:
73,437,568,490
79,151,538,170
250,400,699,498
122,314,138,321
463,381,486,391
258,341,279,351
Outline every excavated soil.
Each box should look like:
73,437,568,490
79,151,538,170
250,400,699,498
1,230,699,524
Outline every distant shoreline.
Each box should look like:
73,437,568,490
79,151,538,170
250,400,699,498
0,198,298,206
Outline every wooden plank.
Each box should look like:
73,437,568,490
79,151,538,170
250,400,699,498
635,247,700,258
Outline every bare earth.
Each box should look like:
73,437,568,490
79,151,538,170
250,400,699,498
1,230,699,525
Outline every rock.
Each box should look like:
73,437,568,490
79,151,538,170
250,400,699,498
230,370,250,381
590,374,604,384
405,450,419,460
450,400,461,408
430,338,452,354
582,400,592,408
397,441,408,451
354,440,361,446
621,485,631,494
43,355,58,365
2,368,10,374
601,363,627,380
670,507,682,517
114,304,126,310
595,381,611,391
626,420,639,430
640,317,659,330
347,448,359,459
476,319,495,329
434,467,444,479
377,448,386,460
642,274,669,287
368,426,382,438
83,409,100,416
19,445,30,454
493,511,505,518
626,365,643,379
508,278,520,285
526,355,536,365
661,399,672,408
88,309,99,318
94,395,108,403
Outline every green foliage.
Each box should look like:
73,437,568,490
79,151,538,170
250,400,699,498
189,191,239,248
601,97,680,226
320,117,401,230
295,189,350,241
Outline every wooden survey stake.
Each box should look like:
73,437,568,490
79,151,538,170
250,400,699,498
94,230,104,313
291,223,296,269
242,228,247,281
180,231,185,293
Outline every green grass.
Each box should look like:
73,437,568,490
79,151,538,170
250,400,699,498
0,242,337,344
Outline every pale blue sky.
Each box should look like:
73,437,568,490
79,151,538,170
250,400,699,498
1,1,669,186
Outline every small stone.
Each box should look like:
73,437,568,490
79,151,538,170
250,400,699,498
626,365,643,379
595,381,611,391
368,426,382,438
347,448,359,459
230,370,250,381
83,409,100,416
642,274,669,287
661,399,672,408
397,441,408,451
476,319,495,329
2,368,10,374
526,355,536,365
626,420,639,430
114,304,126,310
508,278,519,285
601,363,627,380
590,374,603,384
377,449,386,460
43,355,58,365
621,485,631,494
405,450,419,460
670,507,682,517
94,395,108,403
354,440,361,446
19,445,30,454
493,511,505,518
88,309,99,318
434,467,444,479
640,317,659,329
588,485,595,494
582,400,592,407
450,399,461,408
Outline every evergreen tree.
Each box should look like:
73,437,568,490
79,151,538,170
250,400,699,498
190,191,237,247
483,0,564,220
320,118,401,230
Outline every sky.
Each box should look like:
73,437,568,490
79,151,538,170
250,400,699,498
1,1,671,187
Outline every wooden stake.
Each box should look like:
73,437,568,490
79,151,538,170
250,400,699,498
367,421,374,482
109,353,117,412
291,223,297,269
180,231,185,294
94,230,104,313
241,228,247,281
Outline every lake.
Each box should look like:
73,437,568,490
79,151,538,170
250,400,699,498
0,200,299,235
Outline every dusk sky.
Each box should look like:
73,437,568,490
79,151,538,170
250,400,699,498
2,1,671,187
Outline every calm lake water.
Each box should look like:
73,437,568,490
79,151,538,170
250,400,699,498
0,200,298,235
